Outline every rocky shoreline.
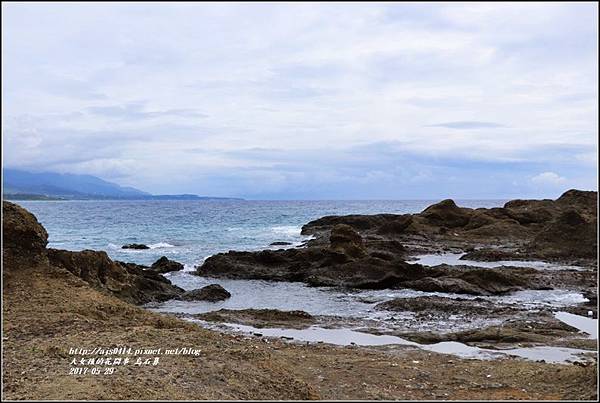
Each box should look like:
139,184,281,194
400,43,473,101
183,190,597,354
2,192,598,400
194,189,596,301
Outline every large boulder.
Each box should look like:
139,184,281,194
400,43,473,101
528,209,597,259
419,199,472,228
179,284,231,302
301,214,399,234
503,200,556,225
2,201,48,253
555,189,597,216
150,256,184,274
48,249,184,304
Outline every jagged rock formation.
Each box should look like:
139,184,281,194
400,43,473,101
196,190,596,293
3,201,184,304
178,284,231,302
150,256,184,274
301,189,597,260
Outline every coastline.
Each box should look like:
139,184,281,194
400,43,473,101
2,192,598,400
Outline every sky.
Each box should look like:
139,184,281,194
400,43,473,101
2,2,598,199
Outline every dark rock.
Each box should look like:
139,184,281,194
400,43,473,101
456,268,526,294
375,296,520,316
179,284,231,302
501,199,557,226
464,211,496,230
194,308,314,328
528,209,597,259
197,190,597,290
3,200,185,304
150,256,184,274
420,199,472,228
460,248,522,262
47,249,184,304
451,317,580,344
401,268,526,296
401,277,484,295
376,215,413,235
329,224,365,258
463,218,529,240
270,241,292,246
555,189,597,215
122,243,150,250
301,214,399,234
197,244,428,289
2,201,48,254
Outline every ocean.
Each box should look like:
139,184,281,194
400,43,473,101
16,199,507,268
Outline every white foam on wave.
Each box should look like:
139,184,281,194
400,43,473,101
183,263,197,272
149,242,176,249
270,225,302,237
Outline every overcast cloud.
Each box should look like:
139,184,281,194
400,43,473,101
2,2,597,199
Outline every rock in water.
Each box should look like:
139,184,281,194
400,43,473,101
48,249,185,304
179,284,231,302
150,256,184,274
122,243,150,250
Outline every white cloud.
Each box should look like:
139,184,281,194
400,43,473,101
1,2,597,197
531,171,567,186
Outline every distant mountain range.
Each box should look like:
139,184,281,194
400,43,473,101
2,169,242,201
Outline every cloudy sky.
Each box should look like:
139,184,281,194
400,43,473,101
2,2,598,199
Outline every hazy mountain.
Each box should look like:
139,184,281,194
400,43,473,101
2,169,242,200
3,169,150,198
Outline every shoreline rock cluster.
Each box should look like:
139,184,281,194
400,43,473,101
2,202,230,305
195,190,596,297
301,189,596,261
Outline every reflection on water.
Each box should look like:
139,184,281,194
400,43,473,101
148,273,587,322
555,311,598,338
190,320,595,364
413,253,584,271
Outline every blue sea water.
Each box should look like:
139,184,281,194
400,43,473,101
16,199,506,268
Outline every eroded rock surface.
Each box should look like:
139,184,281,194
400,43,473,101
178,284,231,302
194,308,314,328
301,189,597,262
196,190,596,293
3,201,184,305
150,256,184,274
